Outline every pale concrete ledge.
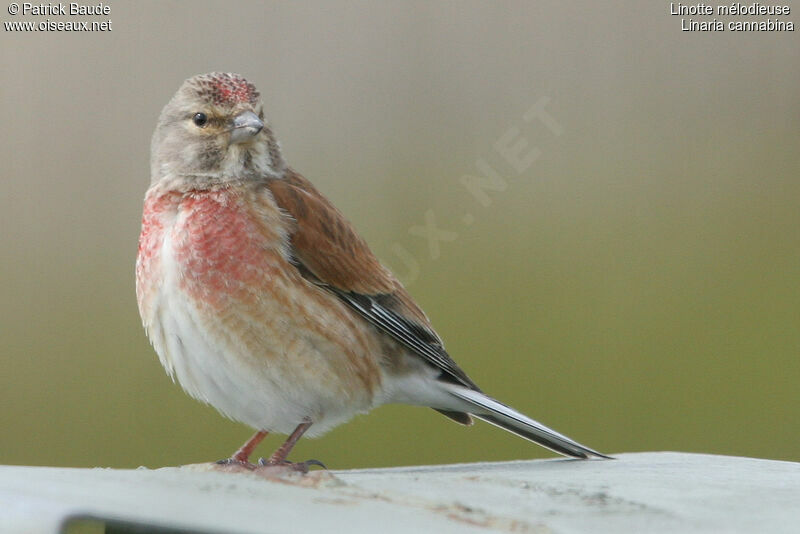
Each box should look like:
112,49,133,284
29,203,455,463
1,452,799,533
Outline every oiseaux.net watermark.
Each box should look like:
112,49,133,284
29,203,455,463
383,97,563,286
5,2,112,32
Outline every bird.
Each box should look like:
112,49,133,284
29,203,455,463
136,72,609,471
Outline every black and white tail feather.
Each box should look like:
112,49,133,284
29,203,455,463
443,385,610,459
328,288,611,460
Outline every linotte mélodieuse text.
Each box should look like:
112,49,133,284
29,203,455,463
670,3,794,31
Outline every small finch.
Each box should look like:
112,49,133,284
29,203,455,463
136,72,608,470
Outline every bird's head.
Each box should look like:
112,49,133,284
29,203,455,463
151,72,285,189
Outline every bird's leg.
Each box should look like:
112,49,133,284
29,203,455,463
266,421,312,463
257,420,324,472
217,430,268,467
233,430,269,463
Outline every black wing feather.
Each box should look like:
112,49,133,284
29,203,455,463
332,290,480,391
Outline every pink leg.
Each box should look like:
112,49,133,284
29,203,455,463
231,430,268,464
265,421,312,465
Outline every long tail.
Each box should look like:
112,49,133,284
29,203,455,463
445,386,611,459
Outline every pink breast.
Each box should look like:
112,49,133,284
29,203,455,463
136,191,181,314
172,190,282,309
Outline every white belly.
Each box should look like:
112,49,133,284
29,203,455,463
143,230,373,437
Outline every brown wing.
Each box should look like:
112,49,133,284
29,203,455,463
265,169,479,392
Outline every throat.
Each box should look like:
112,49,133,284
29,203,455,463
218,143,283,181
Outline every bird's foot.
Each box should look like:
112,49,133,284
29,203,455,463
214,457,258,471
257,457,327,474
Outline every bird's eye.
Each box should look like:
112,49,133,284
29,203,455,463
192,113,208,128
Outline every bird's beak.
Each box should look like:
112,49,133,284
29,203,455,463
230,111,264,145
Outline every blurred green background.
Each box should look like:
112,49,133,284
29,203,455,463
1,2,798,469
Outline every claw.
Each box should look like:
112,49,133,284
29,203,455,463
304,459,327,470
257,457,326,473
215,458,256,470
